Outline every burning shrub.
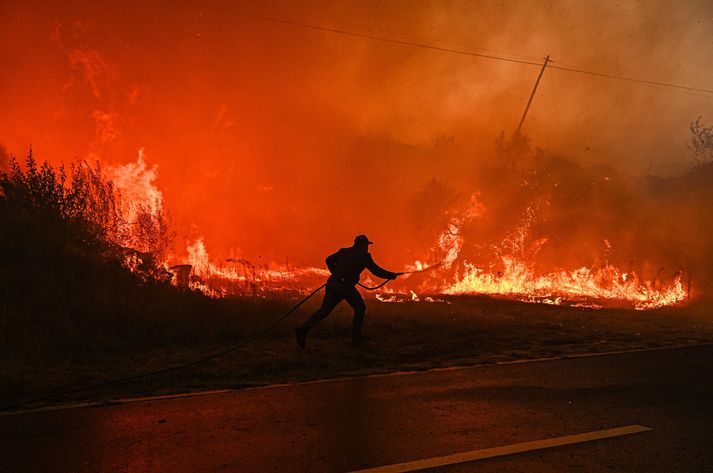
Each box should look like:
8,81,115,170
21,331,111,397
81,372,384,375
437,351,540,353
396,137,704,308
408,178,462,252
0,151,198,362
0,150,172,269
105,150,174,263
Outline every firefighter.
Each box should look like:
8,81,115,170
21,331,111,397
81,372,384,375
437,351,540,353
296,235,400,347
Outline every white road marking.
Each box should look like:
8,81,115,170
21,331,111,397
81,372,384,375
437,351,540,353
347,425,652,473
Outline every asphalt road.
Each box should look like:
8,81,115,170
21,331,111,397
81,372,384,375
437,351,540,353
2,345,712,472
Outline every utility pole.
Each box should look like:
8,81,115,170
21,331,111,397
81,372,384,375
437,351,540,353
516,55,550,133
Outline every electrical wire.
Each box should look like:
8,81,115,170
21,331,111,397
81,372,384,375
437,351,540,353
237,11,713,97
547,63,713,96
237,11,542,67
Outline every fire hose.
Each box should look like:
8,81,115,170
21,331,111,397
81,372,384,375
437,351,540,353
1,264,440,412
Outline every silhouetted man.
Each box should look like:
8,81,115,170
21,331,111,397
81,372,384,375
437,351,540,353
296,235,400,347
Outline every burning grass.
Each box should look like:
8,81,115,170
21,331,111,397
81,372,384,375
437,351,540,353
4,142,699,310
162,150,701,310
443,258,686,310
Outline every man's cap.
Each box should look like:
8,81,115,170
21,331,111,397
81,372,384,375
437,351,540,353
354,234,373,245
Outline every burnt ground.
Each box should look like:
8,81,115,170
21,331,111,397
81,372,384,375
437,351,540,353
2,294,713,409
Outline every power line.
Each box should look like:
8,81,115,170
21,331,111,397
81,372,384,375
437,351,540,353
238,11,542,67
279,10,545,64
238,11,713,97
547,63,713,96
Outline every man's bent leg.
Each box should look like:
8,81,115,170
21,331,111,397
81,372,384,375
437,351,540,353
300,286,343,333
343,286,367,344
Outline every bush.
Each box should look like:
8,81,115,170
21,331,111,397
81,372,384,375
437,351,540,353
0,151,190,360
0,151,122,263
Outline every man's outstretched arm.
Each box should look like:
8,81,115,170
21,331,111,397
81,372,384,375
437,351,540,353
366,254,399,280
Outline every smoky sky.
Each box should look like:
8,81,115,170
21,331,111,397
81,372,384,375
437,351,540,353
1,0,712,267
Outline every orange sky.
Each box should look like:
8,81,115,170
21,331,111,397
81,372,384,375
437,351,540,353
2,0,713,267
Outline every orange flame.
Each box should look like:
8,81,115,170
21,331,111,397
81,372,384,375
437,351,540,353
106,148,163,224
444,257,686,310
418,199,688,309
107,153,688,308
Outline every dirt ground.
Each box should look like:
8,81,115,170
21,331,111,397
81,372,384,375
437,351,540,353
3,294,713,409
